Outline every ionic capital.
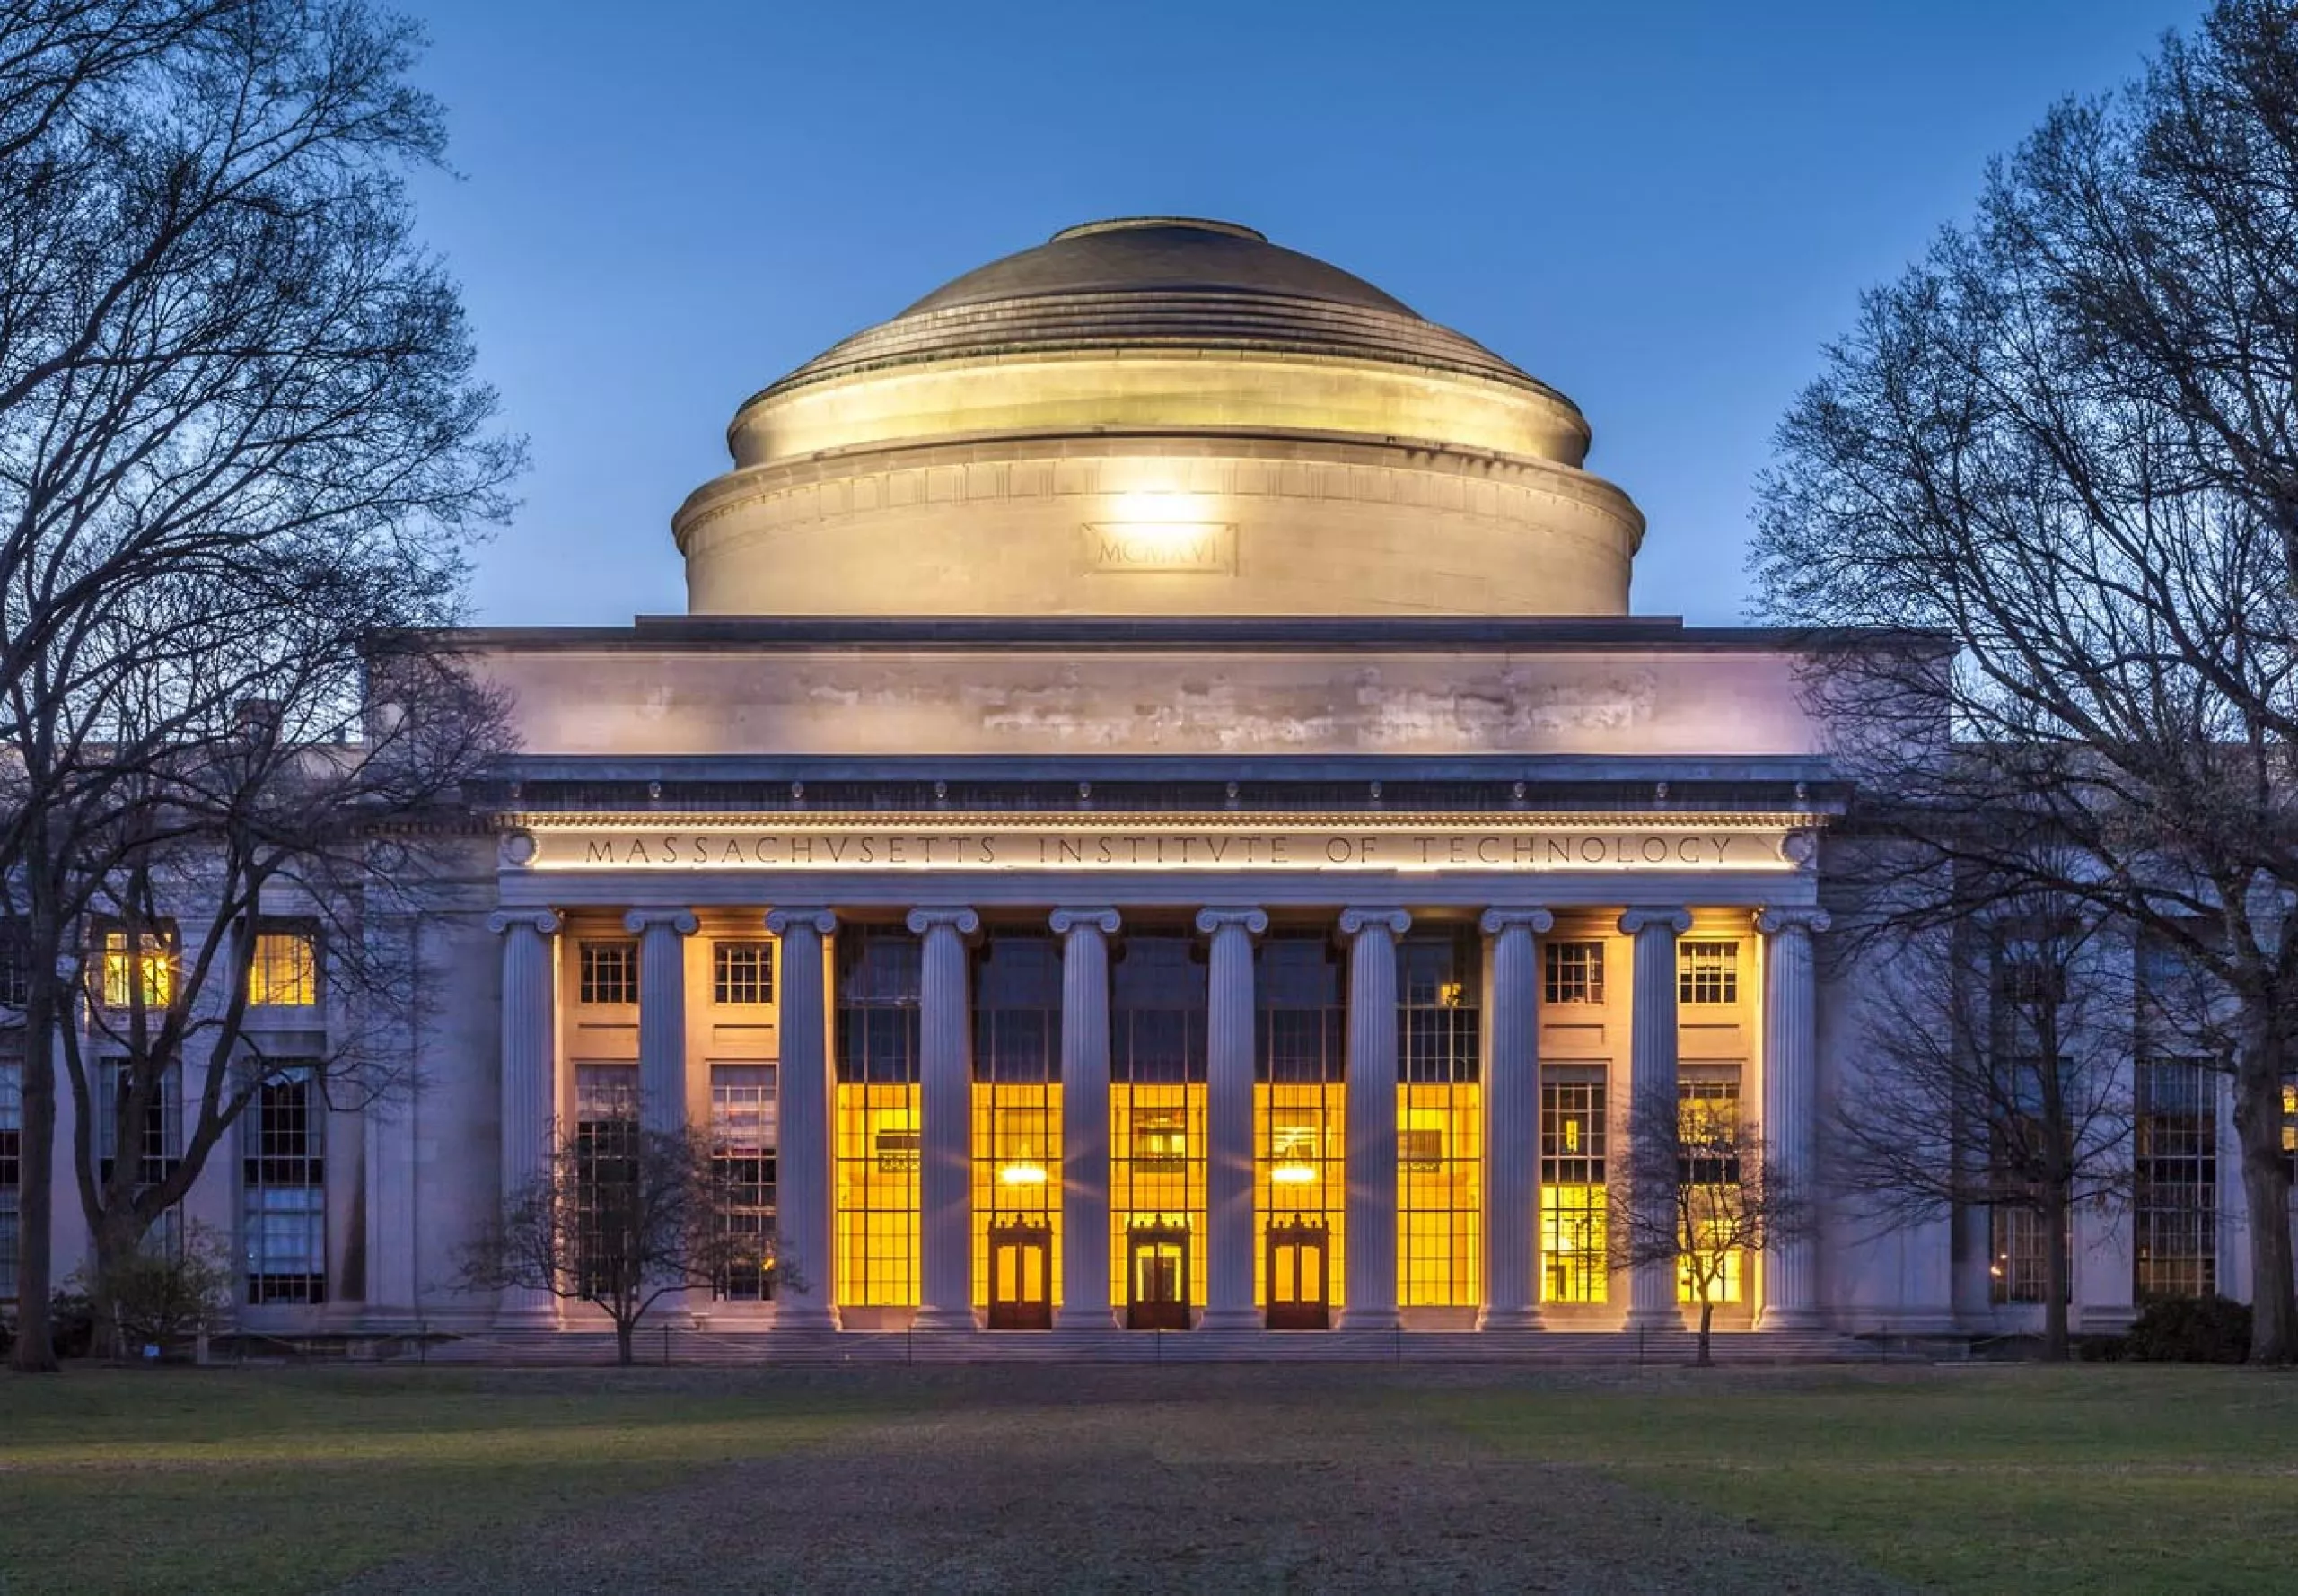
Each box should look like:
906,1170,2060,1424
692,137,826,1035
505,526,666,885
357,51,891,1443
1479,907,1556,937
1338,908,1412,939
1755,906,1833,938
487,908,561,937
621,908,698,937
1049,907,1121,938
905,906,982,941
1618,907,1693,938
765,907,837,937
1194,907,1269,938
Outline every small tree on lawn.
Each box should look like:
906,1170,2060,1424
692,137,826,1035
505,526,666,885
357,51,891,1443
460,1127,798,1366
75,1219,234,1356
1611,1086,1815,1366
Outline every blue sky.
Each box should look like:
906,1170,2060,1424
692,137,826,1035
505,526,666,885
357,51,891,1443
396,0,2207,627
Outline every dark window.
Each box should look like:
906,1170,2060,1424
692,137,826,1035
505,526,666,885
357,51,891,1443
579,941,638,1006
242,1068,326,1304
2136,1058,2217,1301
0,1058,20,1300
574,1065,638,1297
836,928,922,1084
1543,941,1605,1005
1678,942,1739,1005
0,924,28,1009
712,1065,776,1301
713,942,774,1006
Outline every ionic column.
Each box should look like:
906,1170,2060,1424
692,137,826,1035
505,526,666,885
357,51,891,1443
1338,908,1409,1332
1619,907,1692,1331
1478,907,1554,1330
1197,907,1267,1331
1051,908,1120,1330
908,907,979,1332
766,908,837,1329
624,909,698,1139
488,908,561,1328
1756,906,1829,1329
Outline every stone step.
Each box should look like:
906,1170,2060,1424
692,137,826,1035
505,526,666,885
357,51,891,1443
403,1325,1889,1366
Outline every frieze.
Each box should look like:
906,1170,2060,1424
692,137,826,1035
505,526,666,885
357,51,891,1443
505,818,1805,873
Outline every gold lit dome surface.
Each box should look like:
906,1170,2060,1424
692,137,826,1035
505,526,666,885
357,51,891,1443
675,219,1645,618
756,217,1565,407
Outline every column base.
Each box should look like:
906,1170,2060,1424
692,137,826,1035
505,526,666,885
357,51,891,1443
1753,1305,1824,1332
1623,1305,1688,1332
909,1305,980,1333
775,1302,840,1332
1197,1306,1261,1332
1475,1306,1546,1332
1336,1305,1401,1332
1054,1306,1119,1331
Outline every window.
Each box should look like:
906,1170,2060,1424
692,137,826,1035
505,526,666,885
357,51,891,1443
1543,941,1605,1005
834,928,923,1307
0,924,27,1009
1110,934,1209,1313
249,928,319,1007
2136,1058,2217,1301
1677,942,1739,1006
712,1065,776,1302
574,1065,638,1297
1541,1074,1607,1303
971,935,1060,1313
100,928,174,1011
1257,934,1346,1312
0,1058,20,1300
1989,1205,2056,1305
99,1059,180,1190
243,1067,326,1303
579,940,638,1006
1677,1074,1743,1303
1397,928,1484,1309
713,942,775,1006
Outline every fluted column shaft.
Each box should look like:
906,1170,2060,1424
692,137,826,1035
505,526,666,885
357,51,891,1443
1339,908,1409,1331
767,908,837,1329
1052,909,1120,1329
625,910,698,1140
1478,908,1553,1330
909,908,979,1331
1757,907,1829,1329
1621,907,1692,1330
490,909,561,1328
1197,907,1267,1330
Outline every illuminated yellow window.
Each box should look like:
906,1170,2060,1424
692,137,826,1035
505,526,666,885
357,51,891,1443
101,932,172,1011
1541,1074,1607,1303
250,930,318,1007
1677,1074,1744,1305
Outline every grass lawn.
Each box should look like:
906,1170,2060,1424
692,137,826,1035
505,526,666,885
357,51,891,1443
1444,1364,2298,1594
0,1367,868,1596
1,1362,2293,1594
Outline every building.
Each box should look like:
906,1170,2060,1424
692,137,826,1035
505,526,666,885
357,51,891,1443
2,218,2250,1349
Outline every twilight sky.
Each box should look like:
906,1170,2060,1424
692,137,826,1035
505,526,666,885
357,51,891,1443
395,0,2207,627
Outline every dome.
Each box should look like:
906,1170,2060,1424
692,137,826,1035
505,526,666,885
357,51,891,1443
758,217,1562,405
674,218,1645,618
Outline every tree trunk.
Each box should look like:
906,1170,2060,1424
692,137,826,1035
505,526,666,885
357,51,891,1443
2233,1017,2295,1363
614,1317,636,1367
1697,1299,1715,1366
8,979,59,1372
2041,1184,2072,1363
88,1210,145,1361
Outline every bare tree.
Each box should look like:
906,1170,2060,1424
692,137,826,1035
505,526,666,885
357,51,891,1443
1609,1085,1815,1366
459,1127,798,1368
0,1,518,1372
1752,0,2298,1362
1834,887,2135,1360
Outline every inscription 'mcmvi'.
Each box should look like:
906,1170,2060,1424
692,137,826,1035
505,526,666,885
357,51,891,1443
1083,522,1235,574
518,827,1801,872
